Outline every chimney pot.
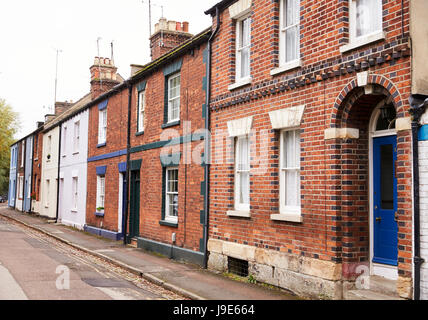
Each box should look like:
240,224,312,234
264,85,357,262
182,22,189,33
176,22,182,31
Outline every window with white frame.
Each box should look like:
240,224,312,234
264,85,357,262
167,73,180,123
18,176,23,199
21,141,25,167
47,135,52,160
72,177,78,211
349,0,382,41
138,90,145,132
280,129,301,214
98,109,107,144
62,126,67,156
234,136,250,212
73,121,80,153
45,179,50,207
165,168,178,222
27,178,31,199
96,175,105,212
279,0,300,66
236,16,251,81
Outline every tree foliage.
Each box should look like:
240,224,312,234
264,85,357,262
0,98,20,195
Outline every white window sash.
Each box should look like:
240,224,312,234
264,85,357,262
98,110,107,144
279,129,301,214
72,177,78,210
74,122,80,153
349,0,383,42
62,127,67,156
138,90,145,132
97,176,105,210
165,168,178,222
279,0,300,65
168,74,180,123
236,16,251,81
234,136,250,211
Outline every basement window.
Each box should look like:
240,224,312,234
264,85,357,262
228,257,249,277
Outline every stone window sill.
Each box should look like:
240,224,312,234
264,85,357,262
340,31,386,54
228,77,252,91
159,219,178,228
94,211,104,217
97,142,106,148
227,210,251,218
161,121,180,129
270,59,302,76
271,213,302,223
135,131,145,137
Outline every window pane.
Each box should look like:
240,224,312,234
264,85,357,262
240,47,250,78
240,18,250,47
239,172,250,204
285,0,298,27
356,0,382,37
285,26,298,62
238,137,249,170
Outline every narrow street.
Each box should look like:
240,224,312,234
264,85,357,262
0,208,185,300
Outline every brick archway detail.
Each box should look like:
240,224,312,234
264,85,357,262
330,74,404,128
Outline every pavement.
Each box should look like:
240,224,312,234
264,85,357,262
0,204,298,300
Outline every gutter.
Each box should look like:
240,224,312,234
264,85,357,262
409,94,428,300
203,7,220,269
123,81,132,245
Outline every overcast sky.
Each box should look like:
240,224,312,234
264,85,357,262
0,0,219,139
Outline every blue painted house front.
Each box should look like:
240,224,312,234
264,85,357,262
8,143,18,208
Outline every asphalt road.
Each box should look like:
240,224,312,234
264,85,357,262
0,211,185,300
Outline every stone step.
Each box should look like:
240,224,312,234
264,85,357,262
345,289,403,300
368,275,397,296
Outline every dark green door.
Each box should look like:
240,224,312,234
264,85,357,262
129,170,140,238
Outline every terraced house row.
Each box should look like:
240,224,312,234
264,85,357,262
7,0,428,300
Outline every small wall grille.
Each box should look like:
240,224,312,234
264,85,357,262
228,257,249,277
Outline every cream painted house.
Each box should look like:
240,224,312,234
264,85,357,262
39,125,60,219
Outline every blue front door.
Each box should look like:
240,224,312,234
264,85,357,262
373,135,398,266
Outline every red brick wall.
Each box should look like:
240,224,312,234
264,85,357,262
130,43,207,251
208,0,412,279
32,130,43,201
86,88,129,232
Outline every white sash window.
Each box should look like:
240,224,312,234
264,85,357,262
280,0,300,65
98,109,107,144
168,73,180,123
280,129,301,214
236,16,251,81
235,136,250,212
165,168,179,222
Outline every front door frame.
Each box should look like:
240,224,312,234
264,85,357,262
368,101,398,280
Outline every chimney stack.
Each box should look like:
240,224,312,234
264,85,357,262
54,101,73,116
150,18,192,61
90,57,121,100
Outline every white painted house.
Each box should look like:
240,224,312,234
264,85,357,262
57,94,91,229
40,124,60,219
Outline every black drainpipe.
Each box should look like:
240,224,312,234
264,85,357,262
55,125,62,222
203,7,220,269
123,81,132,245
409,94,428,300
